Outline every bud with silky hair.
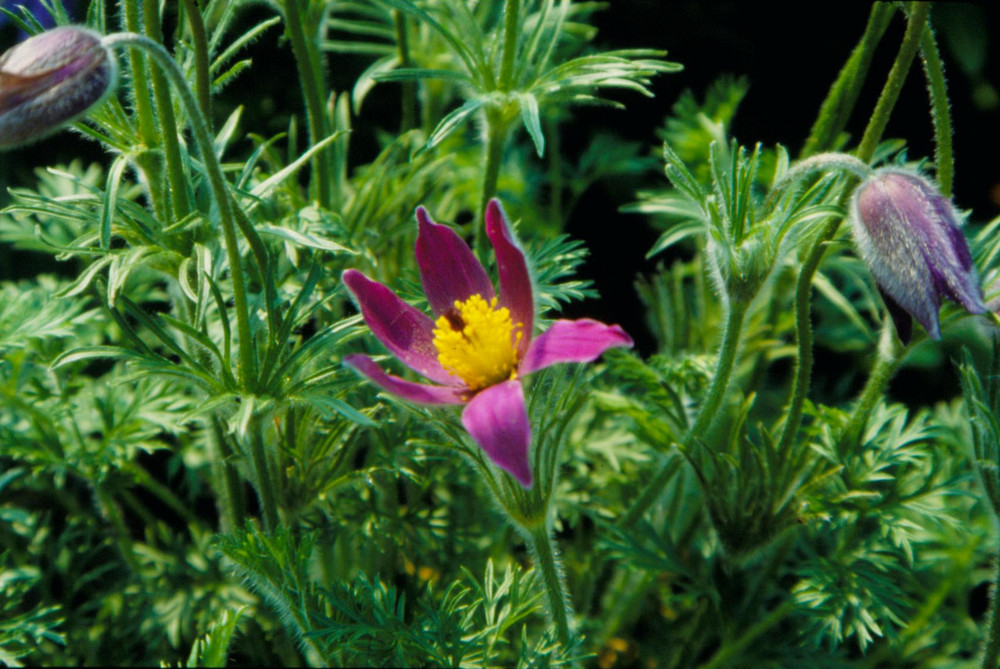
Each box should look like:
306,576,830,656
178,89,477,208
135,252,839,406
0,26,117,149
849,168,987,342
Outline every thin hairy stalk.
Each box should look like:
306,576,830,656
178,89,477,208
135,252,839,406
775,219,838,454
393,10,416,132
856,2,932,163
919,21,954,196
248,413,280,532
621,301,749,528
783,3,928,457
475,0,521,255
121,0,166,220
477,110,511,256
210,415,244,532
282,0,331,208
102,33,256,390
498,0,521,91
840,323,904,453
801,3,895,157
143,0,192,220
180,0,213,122
524,522,573,646
984,546,1000,669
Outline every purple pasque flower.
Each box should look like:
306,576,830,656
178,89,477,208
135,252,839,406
0,26,117,149
849,168,987,342
342,199,633,487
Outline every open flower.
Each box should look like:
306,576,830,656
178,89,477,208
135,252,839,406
849,168,987,342
0,26,117,150
343,199,633,487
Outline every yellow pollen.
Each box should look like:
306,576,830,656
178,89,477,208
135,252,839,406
432,294,522,391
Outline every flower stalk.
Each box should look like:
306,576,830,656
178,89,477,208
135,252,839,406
621,300,748,528
281,0,331,209
143,0,192,221
524,520,572,646
856,2,931,163
101,33,256,390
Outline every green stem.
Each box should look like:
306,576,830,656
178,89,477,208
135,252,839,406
498,0,521,91
801,3,895,158
282,0,331,209
393,10,416,132
524,522,572,647
775,219,839,454
621,300,749,528
840,322,904,453
121,0,166,221
856,2,932,163
143,0,192,221
180,0,213,123
477,110,510,257
248,413,279,532
474,0,521,255
919,19,954,196
984,545,1000,669
102,33,256,390
210,414,244,532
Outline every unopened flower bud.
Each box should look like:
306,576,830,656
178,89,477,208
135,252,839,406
849,168,986,342
0,26,117,149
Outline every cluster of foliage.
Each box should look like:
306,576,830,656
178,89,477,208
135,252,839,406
2,1,1000,667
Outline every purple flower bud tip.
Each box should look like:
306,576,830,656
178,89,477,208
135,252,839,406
0,26,117,149
850,168,986,342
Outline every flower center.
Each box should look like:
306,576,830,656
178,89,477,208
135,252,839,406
432,294,522,391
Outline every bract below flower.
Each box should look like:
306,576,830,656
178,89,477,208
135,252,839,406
343,199,633,487
849,168,987,342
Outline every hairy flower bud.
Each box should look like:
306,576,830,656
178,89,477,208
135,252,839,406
849,168,986,342
0,26,116,149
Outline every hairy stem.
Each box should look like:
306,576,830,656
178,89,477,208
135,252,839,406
775,219,838,454
393,10,416,132
180,0,212,123
248,413,279,532
121,0,166,220
477,110,511,257
524,521,573,647
919,19,954,196
984,544,1000,669
856,2,932,163
621,301,749,528
143,0,192,220
840,323,904,453
282,0,331,209
801,3,895,157
498,0,521,91
103,33,256,390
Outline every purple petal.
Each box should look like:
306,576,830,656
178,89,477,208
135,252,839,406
485,200,534,357
461,380,533,487
415,206,494,316
342,269,457,385
344,354,465,405
853,170,987,340
519,319,634,375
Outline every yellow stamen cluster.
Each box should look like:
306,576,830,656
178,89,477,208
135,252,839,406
433,294,522,391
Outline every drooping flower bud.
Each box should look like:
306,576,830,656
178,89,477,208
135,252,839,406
849,168,987,342
0,26,117,149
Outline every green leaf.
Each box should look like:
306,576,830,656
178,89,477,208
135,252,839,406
518,93,545,157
